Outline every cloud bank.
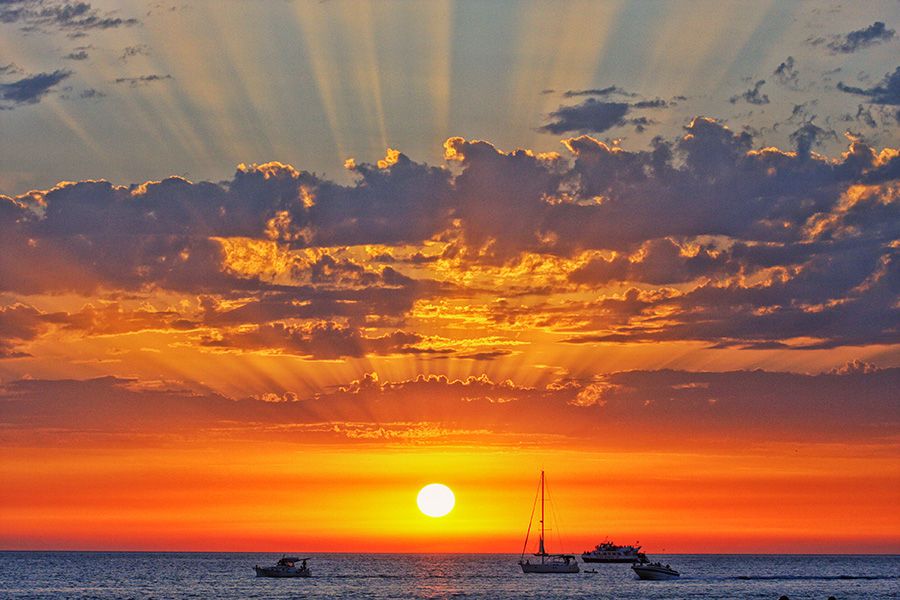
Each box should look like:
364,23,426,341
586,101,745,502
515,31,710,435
0,119,897,358
1,366,896,447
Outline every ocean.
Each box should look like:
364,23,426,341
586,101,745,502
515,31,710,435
0,552,897,599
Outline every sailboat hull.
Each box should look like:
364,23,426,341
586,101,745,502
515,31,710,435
519,471,579,574
519,561,580,574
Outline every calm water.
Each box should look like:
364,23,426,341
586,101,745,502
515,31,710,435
0,553,897,599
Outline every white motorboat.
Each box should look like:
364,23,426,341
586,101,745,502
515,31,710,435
518,470,580,574
581,540,645,563
254,556,311,578
631,560,680,580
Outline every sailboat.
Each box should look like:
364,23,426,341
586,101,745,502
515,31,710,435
518,470,580,574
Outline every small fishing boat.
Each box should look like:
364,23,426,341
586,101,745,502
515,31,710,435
254,556,311,578
518,470,580,574
631,559,680,580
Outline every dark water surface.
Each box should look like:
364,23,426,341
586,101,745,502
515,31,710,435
0,552,897,599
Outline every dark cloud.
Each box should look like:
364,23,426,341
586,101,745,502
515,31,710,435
457,349,514,361
0,0,139,33
787,101,816,124
773,56,800,89
855,104,878,128
789,121,832,156
0,303,53,358
0,158,453,298
202,322,427,359
309,150,454,246
570,238,729,285
77,87,104,99
565,241,900,349
113,73,172,86
563,86,636,98
823,21,896,54
540,99,631,134
838,66,900,107
540,92,669,135
0,63,23,75
63,47,89,60
729,79,769,105
632,98,668,109
120,44,149,61
0,69,70,108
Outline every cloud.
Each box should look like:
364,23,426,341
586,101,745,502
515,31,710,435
0,303,55,358
63,50,88,60
562,86,636,98
563,238,900,349
0,300,205,357
828,359,881,375
569,238,730,285
540,94,669,135
820,21,896,54
120,44,149,62
76,87,104,99
113,73,172,86
838,66,900,108
729,79,769,105
0,69,70,108
202,321,428,359
63,46,90,60
0,63,23,75
0,0,139,33
1,122,897,349
773,56,800,89
788,121,831,156
540,99,631,134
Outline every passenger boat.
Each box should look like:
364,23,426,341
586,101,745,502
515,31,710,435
254,556,311,578
581,540,645,563
518,470,580,574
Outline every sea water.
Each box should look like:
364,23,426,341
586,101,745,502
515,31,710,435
0,552,897,599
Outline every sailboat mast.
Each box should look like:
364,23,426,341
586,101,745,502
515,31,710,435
540,470,545,560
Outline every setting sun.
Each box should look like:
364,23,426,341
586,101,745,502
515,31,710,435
416,484,455,518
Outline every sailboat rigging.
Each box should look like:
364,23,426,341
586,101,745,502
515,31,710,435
518,470,579,574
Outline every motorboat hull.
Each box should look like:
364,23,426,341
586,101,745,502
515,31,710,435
631,565,679,580
520,561,580,574
254,566,311,578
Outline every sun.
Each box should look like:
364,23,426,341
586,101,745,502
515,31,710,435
416,483,455,518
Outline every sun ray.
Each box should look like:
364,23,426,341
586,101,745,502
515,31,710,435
346,1,389,150
292,2,351,162
200,4,279,161
427,0,454,145
509,1,621,148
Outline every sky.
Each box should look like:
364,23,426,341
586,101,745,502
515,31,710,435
0,0,899,553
